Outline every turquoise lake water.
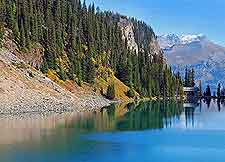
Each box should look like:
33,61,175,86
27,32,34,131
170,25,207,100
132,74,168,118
1,99,225,162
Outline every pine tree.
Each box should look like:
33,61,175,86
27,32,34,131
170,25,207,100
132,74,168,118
217,83,221,98
31,3,38,42
199,80,202,97
7,1,19,42
106,83,116,100
126,88,135,98
21,0,31,48
0,0,6,22
55,0,64,53
127,50,133,87
58,66,67,81
86,57,96,84
36,0,44,42
19,20,26,49
205,85,211,97
76,62,82,86
41,58,49,74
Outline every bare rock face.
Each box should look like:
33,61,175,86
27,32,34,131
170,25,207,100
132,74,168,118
118,17,163,62
149,37,163,56
118,17,138,54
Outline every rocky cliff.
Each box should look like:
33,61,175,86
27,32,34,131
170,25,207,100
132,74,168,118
118,16,163,60
118,17,139,54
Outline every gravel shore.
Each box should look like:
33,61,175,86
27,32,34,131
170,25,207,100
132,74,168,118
0,93,113,119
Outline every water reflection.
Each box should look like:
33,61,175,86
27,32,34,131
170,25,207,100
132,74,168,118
91,101,185,131
201,97,224,111
0,114,69,145
1,100,225,162
181,98,225,129
0,99,225,145
61,99,224,131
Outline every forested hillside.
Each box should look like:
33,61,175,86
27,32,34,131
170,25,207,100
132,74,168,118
0,0,183,98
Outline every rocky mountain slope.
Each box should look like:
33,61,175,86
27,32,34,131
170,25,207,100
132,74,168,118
158,34,225,90
119,16,163,59
0,30,112,118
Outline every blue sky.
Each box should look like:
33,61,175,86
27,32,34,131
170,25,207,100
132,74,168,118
85,0,225,46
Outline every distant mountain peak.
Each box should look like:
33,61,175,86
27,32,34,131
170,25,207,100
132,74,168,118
180,34,206,44
158,33,225,90
158,33,207,50
157,34,181,50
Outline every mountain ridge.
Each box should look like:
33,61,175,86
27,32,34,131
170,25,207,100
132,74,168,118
158,34,207,50
158,33,225,90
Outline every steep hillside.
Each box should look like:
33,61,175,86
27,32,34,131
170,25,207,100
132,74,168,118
158,34,225,89
0,0,182,98
0,29,113,118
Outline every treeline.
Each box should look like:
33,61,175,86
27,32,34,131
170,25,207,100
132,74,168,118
0,0,183,98
204,83,225,98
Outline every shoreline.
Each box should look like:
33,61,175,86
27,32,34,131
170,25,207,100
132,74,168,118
0,96,207,120
0,100,117,120
0,47,118,120
0,93,118,120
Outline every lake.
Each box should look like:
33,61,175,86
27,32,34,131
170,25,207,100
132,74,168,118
1,99,225,162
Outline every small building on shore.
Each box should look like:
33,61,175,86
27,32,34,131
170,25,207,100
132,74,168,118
183,86,199,101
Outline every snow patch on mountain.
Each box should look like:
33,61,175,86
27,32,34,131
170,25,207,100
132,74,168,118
180,34,205,44
157,34,180,50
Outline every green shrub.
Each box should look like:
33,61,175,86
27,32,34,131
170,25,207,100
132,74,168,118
126,88,135,98
106,83,116,100
57,67,67,81
40,60,49,74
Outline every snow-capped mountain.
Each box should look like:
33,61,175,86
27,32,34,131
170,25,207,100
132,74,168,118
158,34,206,50
158,34,225,90
180,34,205,44
157,34,181,50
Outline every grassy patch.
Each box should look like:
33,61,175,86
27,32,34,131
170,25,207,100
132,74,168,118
96,75,139,101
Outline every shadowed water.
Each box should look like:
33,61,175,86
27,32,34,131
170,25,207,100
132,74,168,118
1,99,225,162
